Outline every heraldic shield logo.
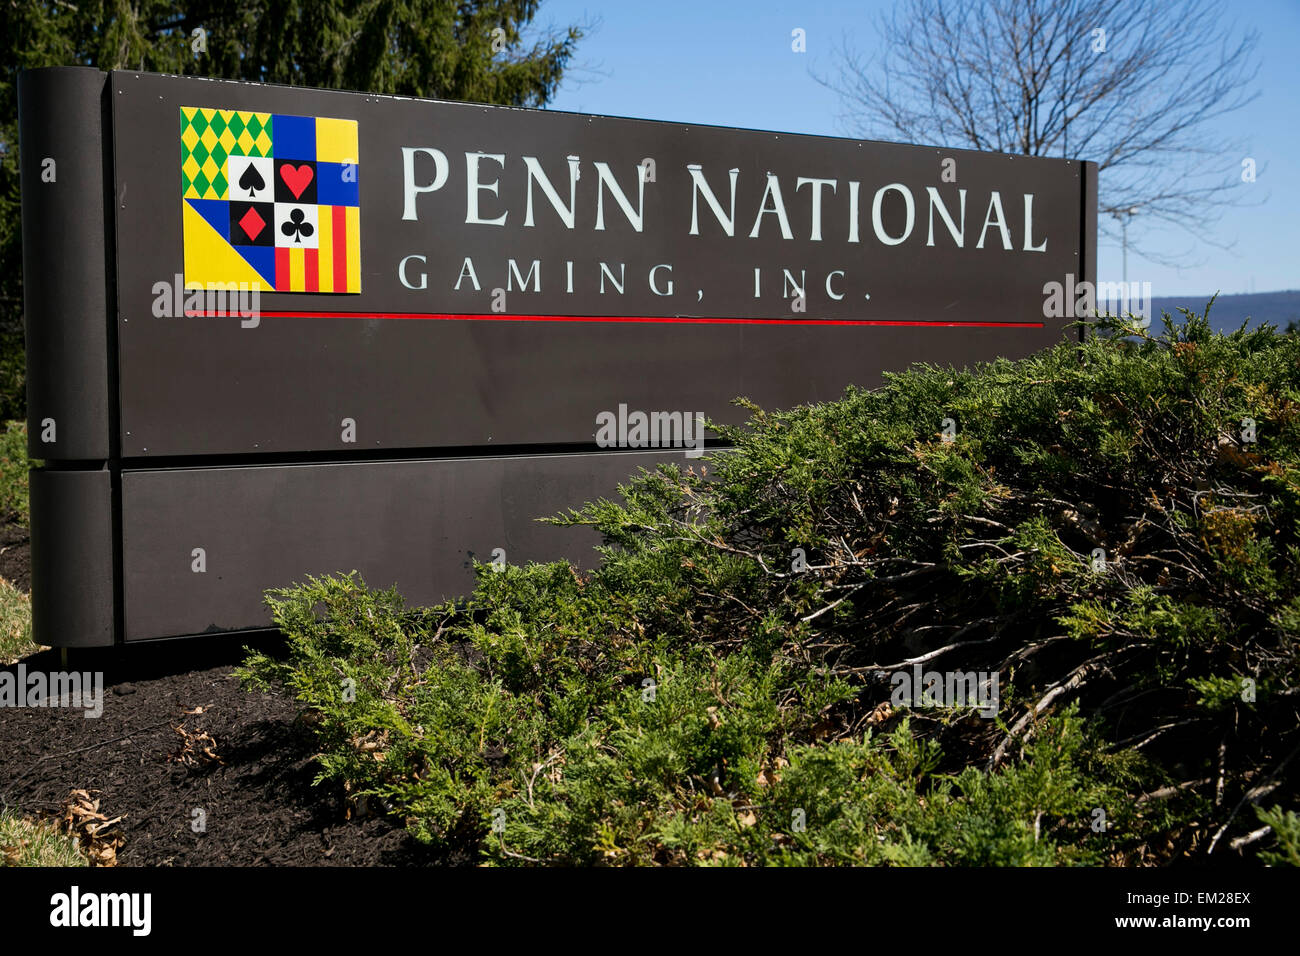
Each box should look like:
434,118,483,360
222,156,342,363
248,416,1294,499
180,107,361,293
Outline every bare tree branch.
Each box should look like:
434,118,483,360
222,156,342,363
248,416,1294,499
817,0,1262,262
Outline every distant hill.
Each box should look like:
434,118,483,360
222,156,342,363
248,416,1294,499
1150,290,1300,335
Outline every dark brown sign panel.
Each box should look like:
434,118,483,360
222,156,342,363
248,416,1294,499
109,71,1088,458
21,67,1096,646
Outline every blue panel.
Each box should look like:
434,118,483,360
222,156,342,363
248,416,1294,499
317,162,360,206
271,113,316,160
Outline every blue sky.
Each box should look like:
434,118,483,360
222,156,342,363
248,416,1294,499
539,0,1298,297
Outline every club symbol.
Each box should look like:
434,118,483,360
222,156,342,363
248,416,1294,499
281,208,314,243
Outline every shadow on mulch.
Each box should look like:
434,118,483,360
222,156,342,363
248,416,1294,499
0,522,474,867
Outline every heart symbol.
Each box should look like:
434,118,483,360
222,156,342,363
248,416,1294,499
279,163,314,199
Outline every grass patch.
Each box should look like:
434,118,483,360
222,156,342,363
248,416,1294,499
0,575,37,664
0,420,28,527
0,810,88,867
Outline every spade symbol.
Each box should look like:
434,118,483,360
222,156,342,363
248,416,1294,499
238,163,266,197
281,208,314,243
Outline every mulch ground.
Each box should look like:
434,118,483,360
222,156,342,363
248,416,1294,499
0,520,466,866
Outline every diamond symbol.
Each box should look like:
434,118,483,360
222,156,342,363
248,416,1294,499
238,206,266,241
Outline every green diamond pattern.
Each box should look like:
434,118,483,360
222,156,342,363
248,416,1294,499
181,108,272,199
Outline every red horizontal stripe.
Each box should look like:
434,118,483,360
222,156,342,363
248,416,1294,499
182,310,1043,328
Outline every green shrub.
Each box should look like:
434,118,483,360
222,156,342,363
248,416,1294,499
1255,805,1300,866
243,305,1300,865
242,570,1136,865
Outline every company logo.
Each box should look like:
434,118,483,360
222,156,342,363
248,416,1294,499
890,665,999,718
180,107,360,294
594,405,706,458
49,886,151,936
0,664,103,718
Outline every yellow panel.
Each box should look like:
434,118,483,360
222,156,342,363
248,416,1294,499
316,117,359,164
